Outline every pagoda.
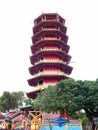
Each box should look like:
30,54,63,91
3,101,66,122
27,13,73,99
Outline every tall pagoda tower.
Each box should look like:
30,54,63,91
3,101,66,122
27,13,73,99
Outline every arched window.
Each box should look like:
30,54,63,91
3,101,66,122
40,57,44,60
40,68,44,72
39,80,43,85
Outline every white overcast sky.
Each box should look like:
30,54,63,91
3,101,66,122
0,0,98,96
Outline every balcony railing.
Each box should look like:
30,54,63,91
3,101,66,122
34,84,55,90
33,71,68,78
34,18,64,26
29,85,44,91
33,27,61,35
34,37,62,44
34,59,68,65
41,37,61,40
38,47,59,51
35,47,63,54
35,59,61,64
41,27,59,31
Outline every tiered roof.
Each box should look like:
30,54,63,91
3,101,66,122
27,13,73,98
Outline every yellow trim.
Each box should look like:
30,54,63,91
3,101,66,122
66,124,68,130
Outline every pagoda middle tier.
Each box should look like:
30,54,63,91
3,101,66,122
27,13,73,99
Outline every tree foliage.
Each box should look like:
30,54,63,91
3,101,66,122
74,79,98,129
24,97,33,105
0,91,25,112
34,78,98,129
34,78,78,114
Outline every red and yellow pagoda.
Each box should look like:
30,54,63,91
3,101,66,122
27,13,73,99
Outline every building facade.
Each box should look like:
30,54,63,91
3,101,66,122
27,13,73,99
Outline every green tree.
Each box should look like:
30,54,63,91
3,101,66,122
0,91,25,112
34,78,77,114
0,91,12,112
74,79,98,129
11,91,25,106
34,78,98,130
24,97,32,105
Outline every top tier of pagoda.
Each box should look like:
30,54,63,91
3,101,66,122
27,13,73,99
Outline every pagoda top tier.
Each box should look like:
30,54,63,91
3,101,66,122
34,13,65,26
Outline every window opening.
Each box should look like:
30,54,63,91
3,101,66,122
39,80,43,85
40,68,44,72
